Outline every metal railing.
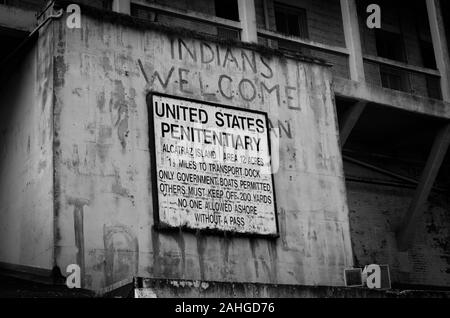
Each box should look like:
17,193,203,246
363,55,443,100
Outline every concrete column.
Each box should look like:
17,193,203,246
340,0,365,82
238,0,258,43
339,101,367,147
112,0,131,15
426,0,450,102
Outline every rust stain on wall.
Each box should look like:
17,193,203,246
111,80,129,151
67,197,90,287
150,227,162,276
249,238,259,278
196,234,207,280
103,224,138,287
53,55,67,88
111,168,135,206
97,90,106,112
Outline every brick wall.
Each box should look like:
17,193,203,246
344,155,450,287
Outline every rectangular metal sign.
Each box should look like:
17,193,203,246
148,94,278,236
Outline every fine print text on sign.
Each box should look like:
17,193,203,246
149,94,277,236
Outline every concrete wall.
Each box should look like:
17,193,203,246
0,26,54,271
52,10,353,291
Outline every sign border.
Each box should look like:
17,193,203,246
146,92,279,239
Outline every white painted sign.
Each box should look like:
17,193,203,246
149,94,277,236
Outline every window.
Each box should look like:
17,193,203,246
426,76,442,100
419,40,437,70
274,3,309,39
216,27,240,41
131,4,157,22
215,0,239,22
214,0,240,40
380,66,410,92
375,30,406,62
443,0,450,53
102,0,113,10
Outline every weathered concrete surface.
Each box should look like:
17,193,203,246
334,77,450,120
135,277,450,298
51,9,352,291
0,24,54,271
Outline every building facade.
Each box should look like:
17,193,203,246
0,0,449,296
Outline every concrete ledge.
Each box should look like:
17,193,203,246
0,4,36,32
0,274,94,298
334,77,450,120
0,261,63,286
134,277,450,298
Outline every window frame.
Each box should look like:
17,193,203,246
375,29,407,63
214,0,239,22
274,2,309,39
379,65,411,93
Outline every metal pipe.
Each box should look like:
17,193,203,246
36,0,56,20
